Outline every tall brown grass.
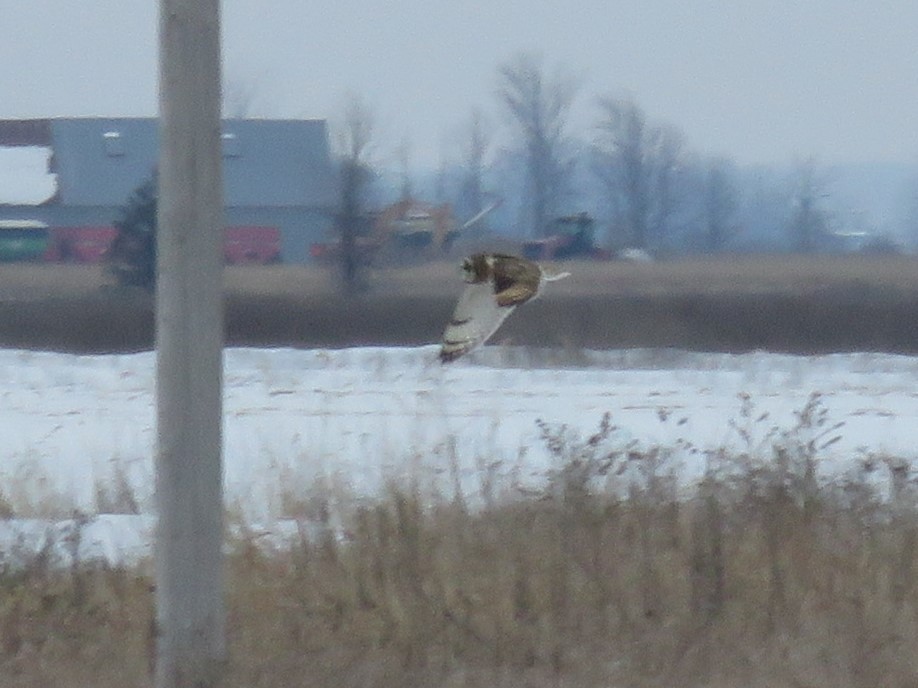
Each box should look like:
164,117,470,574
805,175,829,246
7,255,918,354
2,399,917,687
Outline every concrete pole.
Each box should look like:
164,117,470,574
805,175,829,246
155,1,225,686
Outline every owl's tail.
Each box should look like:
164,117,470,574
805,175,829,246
541,267,571,282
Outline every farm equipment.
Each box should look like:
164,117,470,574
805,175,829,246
522,212,609,261
311,198,501,266
374,199,456,262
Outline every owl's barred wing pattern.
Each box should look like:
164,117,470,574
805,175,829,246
439,252,570,363
439,281,517,363
495,282,537,308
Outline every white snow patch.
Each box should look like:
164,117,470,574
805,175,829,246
0,146,57,205
1,344,917,567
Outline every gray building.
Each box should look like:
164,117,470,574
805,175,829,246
0,117,336,263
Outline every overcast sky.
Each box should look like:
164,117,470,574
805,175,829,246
3,1,917,169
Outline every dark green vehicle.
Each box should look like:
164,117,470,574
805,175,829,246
0,220,50,261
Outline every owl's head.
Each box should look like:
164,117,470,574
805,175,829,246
460,256,476,283
460,254,493,283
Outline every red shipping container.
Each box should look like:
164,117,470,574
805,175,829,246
223,226,280,264
46,226,119,263
46,225,280,264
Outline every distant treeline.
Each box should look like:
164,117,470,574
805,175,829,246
334,53,918,257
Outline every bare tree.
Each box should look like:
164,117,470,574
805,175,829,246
222,75,259,118
457,107,491,235
593,96,686,250
649,124,685,243
396,136,413,202
701,157,739,252
496,52,577,237
788,158,831,253
434,139,450,204
334,96,375,294
907,173,918,249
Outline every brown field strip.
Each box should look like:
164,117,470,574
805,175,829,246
1,256,917,353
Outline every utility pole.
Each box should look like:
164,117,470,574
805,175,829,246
155,1,225,687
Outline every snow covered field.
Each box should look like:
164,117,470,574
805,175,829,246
2,344,917,567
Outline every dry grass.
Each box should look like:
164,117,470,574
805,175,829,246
2,400,918,687
0,263,109,301
0,566,153,688
4,255,918,354
4,254,918,302
223,253,918,299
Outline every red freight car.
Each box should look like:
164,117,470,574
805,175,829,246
43,225,280,264
46,226,119,263
223,226,280,264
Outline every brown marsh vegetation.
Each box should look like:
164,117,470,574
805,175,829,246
1,254,918,353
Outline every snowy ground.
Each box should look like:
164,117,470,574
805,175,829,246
2,344,917,568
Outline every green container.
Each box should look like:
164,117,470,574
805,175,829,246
0,222,49,262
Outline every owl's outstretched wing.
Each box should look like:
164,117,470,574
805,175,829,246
439,281,516,363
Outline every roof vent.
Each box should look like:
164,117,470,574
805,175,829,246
103,131,124,156
221,132,240,157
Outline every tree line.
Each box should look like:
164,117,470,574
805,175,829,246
333,52,906,278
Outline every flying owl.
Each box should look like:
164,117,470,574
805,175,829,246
439,253,570,363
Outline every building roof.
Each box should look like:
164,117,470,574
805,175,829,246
0,117,334,209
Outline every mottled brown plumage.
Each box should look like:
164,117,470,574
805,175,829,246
439,253,569,363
